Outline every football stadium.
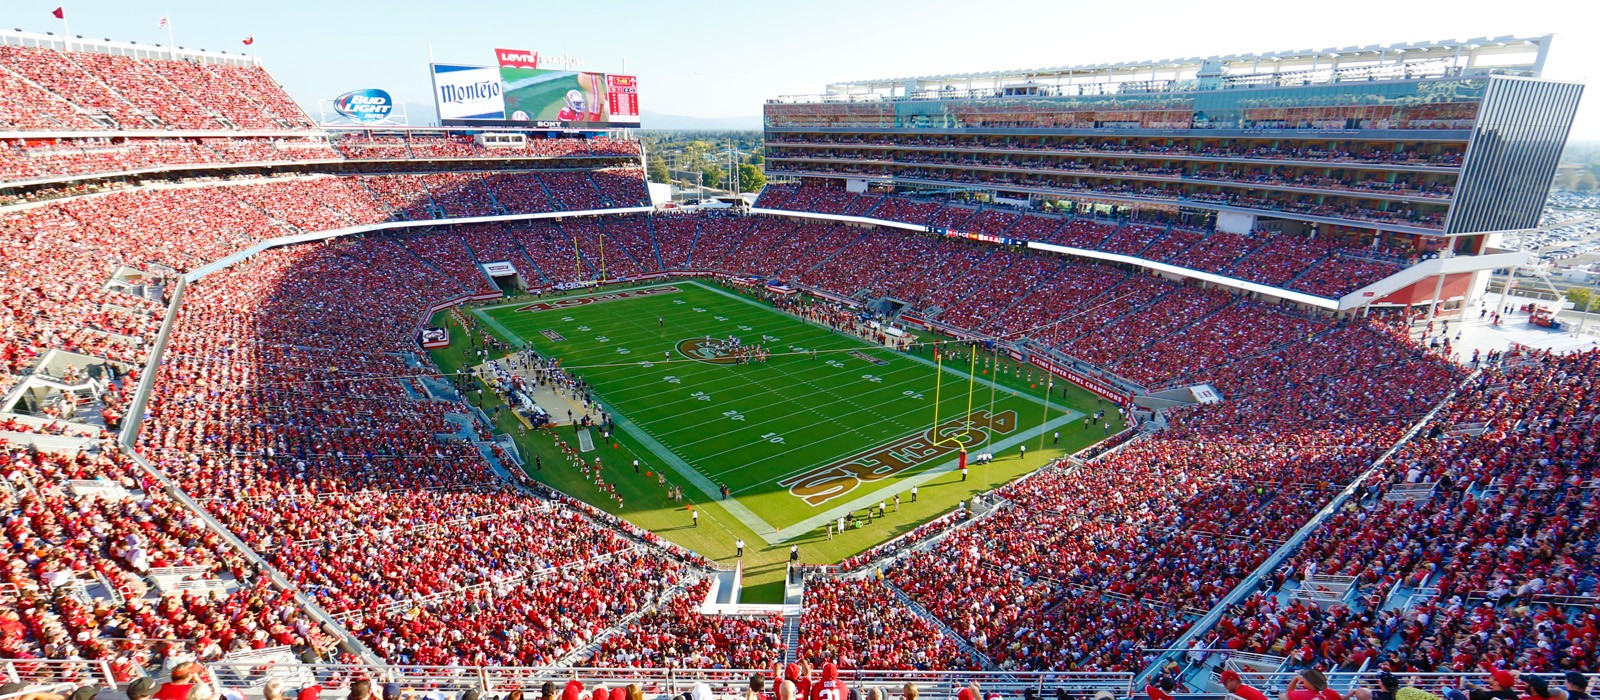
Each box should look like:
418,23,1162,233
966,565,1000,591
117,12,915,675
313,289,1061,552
0,7,1595,700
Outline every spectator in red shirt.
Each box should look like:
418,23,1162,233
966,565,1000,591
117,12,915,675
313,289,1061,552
1146,677,1177,700
810,663,850,700
1284,670,1342,700
153,663,203,700
1223,671,1271,700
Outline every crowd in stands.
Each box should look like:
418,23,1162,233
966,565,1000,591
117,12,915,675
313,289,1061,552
767,134,1465,167
1216,348,1600,674
0,45,313,131
328,135,641,161
882,320,1461,672
0,134,645,185
0,437,346,669
763,160,1450,229
773,149,1455,200
800,577,974,670
584,578,783,668
756,184,1407,297
0,101,1566,684
0,43,643,188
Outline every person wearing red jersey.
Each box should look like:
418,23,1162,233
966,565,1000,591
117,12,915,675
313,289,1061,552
809,662,849,700
781,662,811,700
556,90,588,122
1284,670,1343,700
556,74,606,122
1221,671,1270,700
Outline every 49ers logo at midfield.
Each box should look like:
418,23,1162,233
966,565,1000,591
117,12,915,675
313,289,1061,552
677,338,740,365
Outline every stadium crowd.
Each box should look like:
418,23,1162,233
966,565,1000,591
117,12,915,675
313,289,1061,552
1216,348,1600,674
4,40,1588,692
755,185,1407,298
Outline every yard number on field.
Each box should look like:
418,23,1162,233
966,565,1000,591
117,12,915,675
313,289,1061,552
723,410,745,421
761,432,785,444
691,391,711,401
862,374,883,383
664,375,682,384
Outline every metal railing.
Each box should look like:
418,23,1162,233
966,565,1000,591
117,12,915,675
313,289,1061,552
1,659,119,687
0,661,1134,700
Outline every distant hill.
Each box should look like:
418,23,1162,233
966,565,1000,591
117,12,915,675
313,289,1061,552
641,110,762,131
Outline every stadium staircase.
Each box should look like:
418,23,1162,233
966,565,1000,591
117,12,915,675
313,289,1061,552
1282,252,1336,289
530,174,562,209
644,217,667,270
781,607,802,665
415,182,445,219
57,53,169,129
683,219,705,268
545,578,696,670
793,228,873,282
1122,223,1176,259
584,172,614,208
1216,233,1283,277
353,178,404,220
858,192,890,218
1133,370,1482,687
453,231,504,290
393,238,479,296
478,173,509,215
499,223,556,285
571,238,604,280
950,256,1065,327
881,579,997,670
1101,296,1239,367
594,219,653,273
1052,276,1167,349
1063,215,1121,249
920,244,1008,316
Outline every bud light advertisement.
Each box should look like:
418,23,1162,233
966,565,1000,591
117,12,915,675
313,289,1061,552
332,89,395,124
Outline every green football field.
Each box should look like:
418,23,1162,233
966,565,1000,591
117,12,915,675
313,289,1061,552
471,281,1089,543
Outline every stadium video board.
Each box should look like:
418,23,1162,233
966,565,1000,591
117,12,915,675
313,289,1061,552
431,48,640,128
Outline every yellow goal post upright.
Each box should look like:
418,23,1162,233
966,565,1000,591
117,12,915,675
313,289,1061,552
929,340,994,472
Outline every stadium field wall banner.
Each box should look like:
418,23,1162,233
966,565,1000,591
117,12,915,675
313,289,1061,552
1029,354,1129,402
414,291,502,336
432,64,506,121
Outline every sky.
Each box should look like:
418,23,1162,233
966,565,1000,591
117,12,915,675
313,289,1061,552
13,0,1600,136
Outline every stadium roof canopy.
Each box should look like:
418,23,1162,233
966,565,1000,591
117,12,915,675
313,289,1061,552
775,35,1552,103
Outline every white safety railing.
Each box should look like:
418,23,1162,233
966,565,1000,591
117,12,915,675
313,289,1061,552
0,659,119,687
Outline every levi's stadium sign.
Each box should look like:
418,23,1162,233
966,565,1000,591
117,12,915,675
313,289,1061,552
333,89,394,124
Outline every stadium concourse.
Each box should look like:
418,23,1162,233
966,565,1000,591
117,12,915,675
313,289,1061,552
0,30,1594,700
